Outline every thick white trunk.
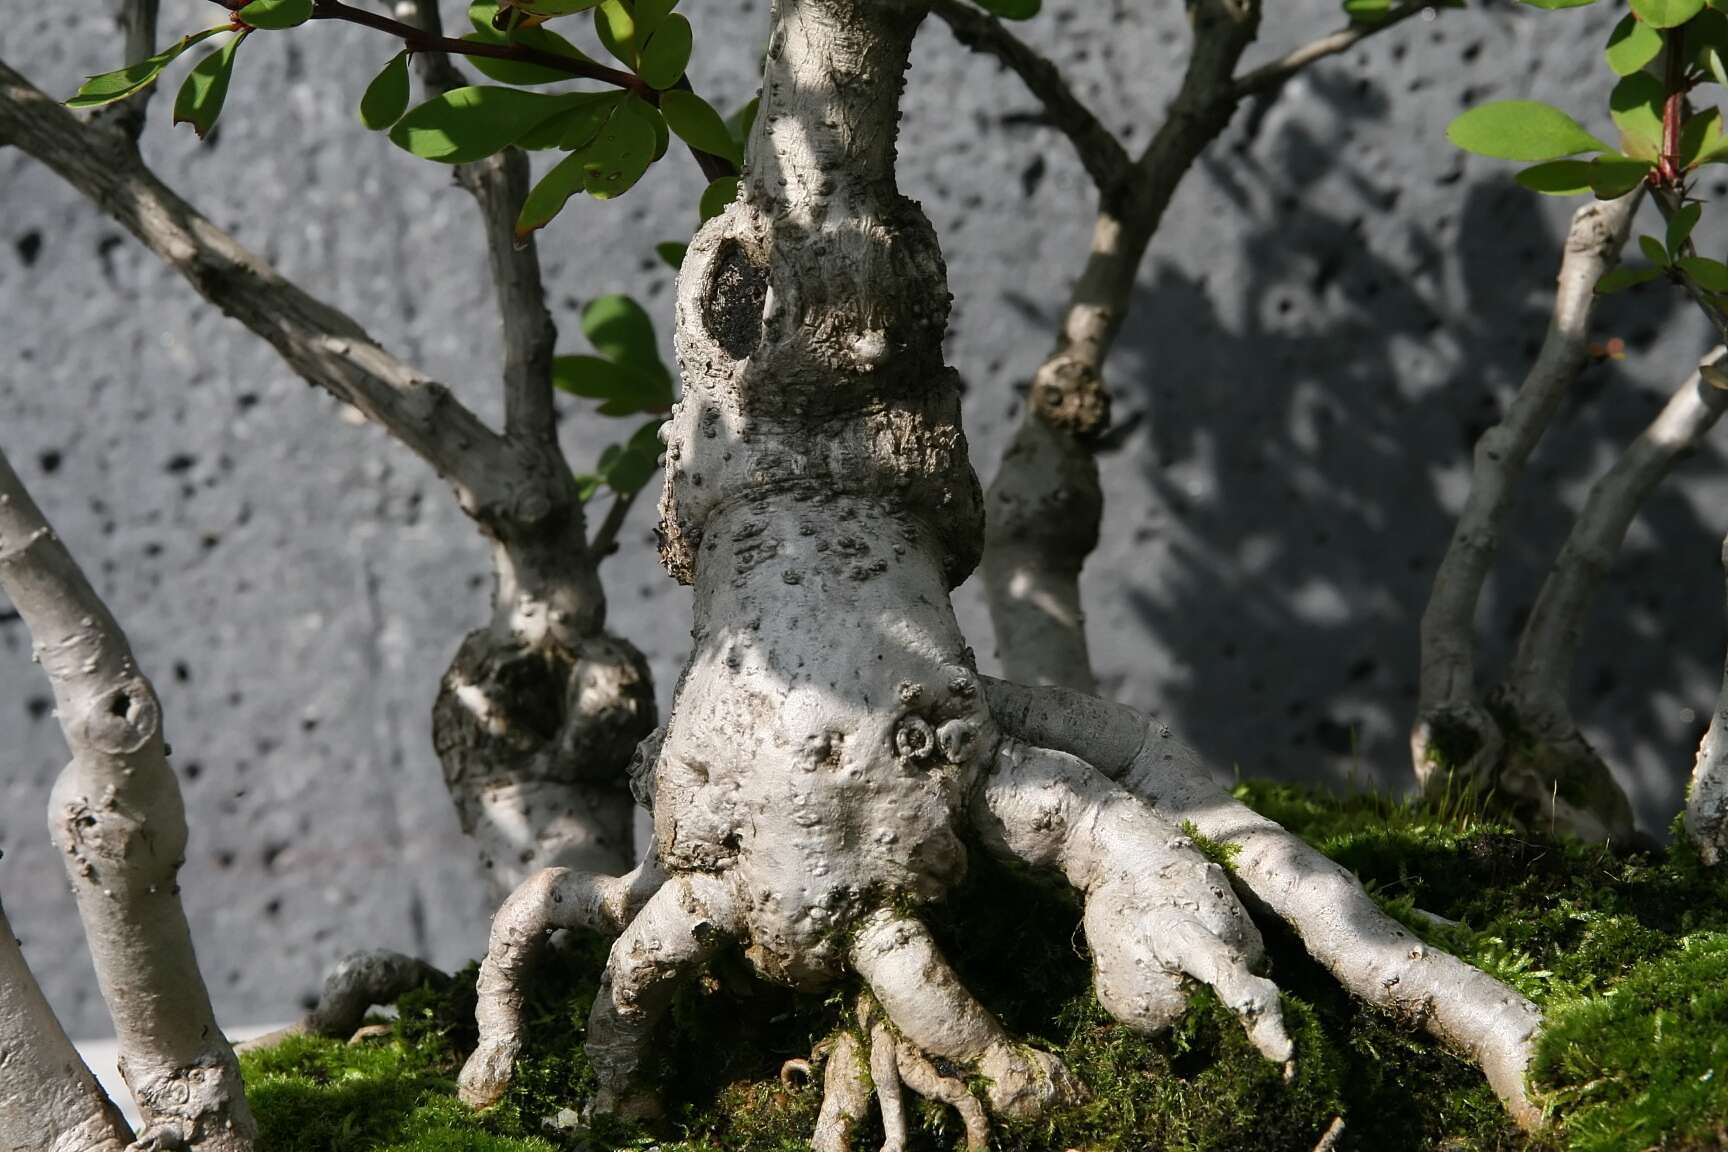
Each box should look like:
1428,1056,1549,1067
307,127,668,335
1689,537,1728,863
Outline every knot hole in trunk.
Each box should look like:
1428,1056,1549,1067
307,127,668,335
703,240,768,360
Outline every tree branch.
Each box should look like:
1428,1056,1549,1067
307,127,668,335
0,443,254,1151
0,60,534,518
1231,1,1433,100
93,0,160,142
926,0,1127,190
1411,191,1640,786
589,485,643,561
396,0,560,450
1688,535,1728,864
1509,347,1728,731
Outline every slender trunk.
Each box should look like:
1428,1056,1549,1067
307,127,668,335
1689,533,1728,864
980,0,1258,691
0,899,133,1152
1497,350,1728,842
1412,192,1640,790
0,446,253,1151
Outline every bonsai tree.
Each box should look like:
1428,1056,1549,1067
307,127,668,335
0,0,1574,1147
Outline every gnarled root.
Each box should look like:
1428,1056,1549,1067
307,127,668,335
236,949,446,1054
458,857,665,1107
976,739,1295,1070
811,1032,870,1152
584,872,743,1122
1410,700,1505,801
983,677,1546,1131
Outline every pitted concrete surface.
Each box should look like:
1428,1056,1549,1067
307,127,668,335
3,0,1724,1035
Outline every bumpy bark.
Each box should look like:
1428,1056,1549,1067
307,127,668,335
0,445,254,1151
0,897,133,1152
1689,535,1728,864
1412,192,1641,839
447,0,1550,1142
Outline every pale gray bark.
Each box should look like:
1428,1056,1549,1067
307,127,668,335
1412,192,1641,792
1496,349,1728,842
0,445,254,1151
1688,536,1728,864
967,0,1434,692
811,1032,870,1152
0,42,650,889
983,676,1545,1130
238,950,447,1052
0,898,133,1152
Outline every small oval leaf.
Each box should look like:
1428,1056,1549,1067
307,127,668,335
66,27,225,109
1630,0,1705,28
661,89,742,167
638,13,693,89
1606,13,1664,75
359,51,411,131
237,0,313,29
1447,101,1610,162
173,32,245,140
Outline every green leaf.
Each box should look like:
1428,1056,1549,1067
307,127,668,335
66,26,224,109
554,355,647,399
638,13,693,89
359,51,411,131
238,0,312,29
634,0,679,41
1640,233,1671,266
559,91,624,150
1631,0,1705,27
655,241,687,269
574,472,602,501
604,446,657,493
976,0,1040,17
627,417,665,458
517,149,592,237
583,295,659,368
463,1,595,85
699,175,738,222
728,95,759,149
1596,264,1664,292
1682,107,1724,167
1606,14,1664,75
1668,201,1703,255
583,96,660,199
1342,0,1393,20
389,86,585,163
1586,155,1656,197
172,32,245,140
511,0,605,15
1610,74,1666,161
660,89,742,166
1679,254,1728,290
594,0,636,67
1446,101,1610,161
1516,160,1595,194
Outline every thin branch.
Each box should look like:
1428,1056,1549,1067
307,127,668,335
1231,1,1432,100
1509,347,1728,728
0,60,528,518
396,0,560,449
94,0,160,142
589,484,644,561
0,443,254,1151
926,0,1127,190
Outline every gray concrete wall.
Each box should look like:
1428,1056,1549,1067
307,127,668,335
3,0,1723,1037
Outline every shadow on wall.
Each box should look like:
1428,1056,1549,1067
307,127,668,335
1067,67,1724,834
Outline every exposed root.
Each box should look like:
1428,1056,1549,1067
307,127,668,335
458,857,665,1107
583,871,743,1122
976,739,1294,1070
237,949,446,1054
849,908,1079,1120
982,677,1547,1131
867,1014,910,1152
778,1058,813,1089
811,1031,870,1152
1312,1115,1346,1152
893,1040,990,1151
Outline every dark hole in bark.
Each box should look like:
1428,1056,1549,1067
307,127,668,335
108,690,131,718
704,240,768,360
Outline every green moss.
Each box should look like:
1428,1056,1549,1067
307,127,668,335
240,781,1728,1151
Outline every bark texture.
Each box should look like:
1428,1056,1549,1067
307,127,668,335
0,54,652,888
1689,534,1728,864
0,445,254,1151
1496,349,1728,843
1412,192,1640,830
0,897,133,1152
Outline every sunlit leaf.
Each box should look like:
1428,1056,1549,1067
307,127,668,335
237,0,312,29
1610,72,1665,159
594,0,636,67
1630,0,1705,27
66,26,224,109
1447,101,1610,161
1606,14,1664,75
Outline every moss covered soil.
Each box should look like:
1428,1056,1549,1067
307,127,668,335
241,783,1728,1151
